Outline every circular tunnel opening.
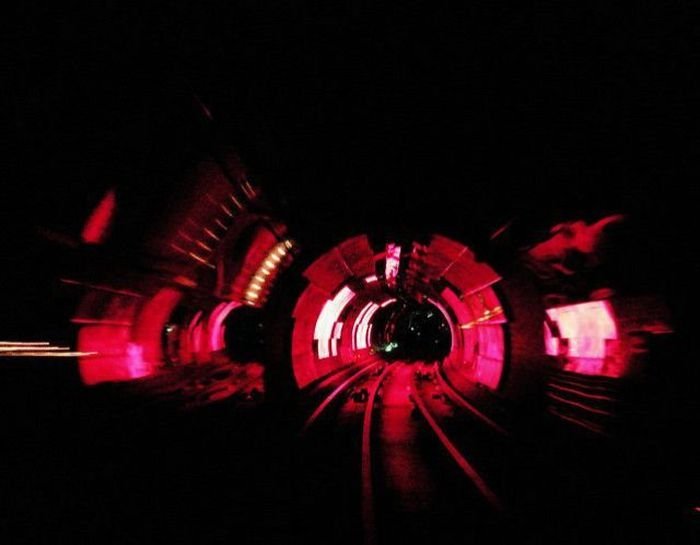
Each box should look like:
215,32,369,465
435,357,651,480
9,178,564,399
222,306,265,363
289,233,508,390
378,299,452,362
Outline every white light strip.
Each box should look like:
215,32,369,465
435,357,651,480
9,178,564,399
356,303,380,350
314,286,356,359
352,302,378,351
0,341,51,346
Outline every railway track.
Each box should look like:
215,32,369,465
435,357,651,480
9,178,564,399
300,359,510,544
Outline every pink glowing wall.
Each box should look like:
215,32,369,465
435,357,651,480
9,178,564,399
78,287,183,385
545,300,622,377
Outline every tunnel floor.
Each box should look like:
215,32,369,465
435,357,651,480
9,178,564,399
1,358,696,544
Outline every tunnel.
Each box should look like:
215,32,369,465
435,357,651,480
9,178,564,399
4,4,698,545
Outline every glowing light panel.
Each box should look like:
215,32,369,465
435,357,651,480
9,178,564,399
244,239,295,306
545,301,617,359
314,286,356,359
385,243,401,288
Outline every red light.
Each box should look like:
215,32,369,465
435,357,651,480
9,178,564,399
208,301,241,353
77,327,152,384
527,214,625,276
81,188,116,244
77,287,181,384
186,310,204,363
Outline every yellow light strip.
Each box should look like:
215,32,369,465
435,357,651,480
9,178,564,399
178,230,194,242
188,252,210,265
0,346,69,352
0,341,51,346
459,306,505,329
0,351,99,357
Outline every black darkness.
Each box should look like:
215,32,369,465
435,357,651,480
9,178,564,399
6,3,697,339
3,2,699,543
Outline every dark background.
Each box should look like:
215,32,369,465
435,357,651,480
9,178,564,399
6,2,697,341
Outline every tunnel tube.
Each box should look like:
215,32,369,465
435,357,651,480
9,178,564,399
72,149,295,386
77,287,183,385
290,233,515,392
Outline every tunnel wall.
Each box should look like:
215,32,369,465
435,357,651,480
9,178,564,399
77,286,184,385
291,235,377,388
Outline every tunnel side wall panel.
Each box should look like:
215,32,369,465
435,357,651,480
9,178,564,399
496,274,548,403
441,272,547,406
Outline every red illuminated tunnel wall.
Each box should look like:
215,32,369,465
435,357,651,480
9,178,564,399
291,234,516,392
291,235,377,387
76,286,184,384
72,149,294,385
416,235,509,391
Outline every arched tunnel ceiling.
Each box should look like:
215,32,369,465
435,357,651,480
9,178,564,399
291,234,508,389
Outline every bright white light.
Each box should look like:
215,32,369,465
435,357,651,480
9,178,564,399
545,300,617,358
314,285,356,359
385,243,401,287
352,302,379,350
